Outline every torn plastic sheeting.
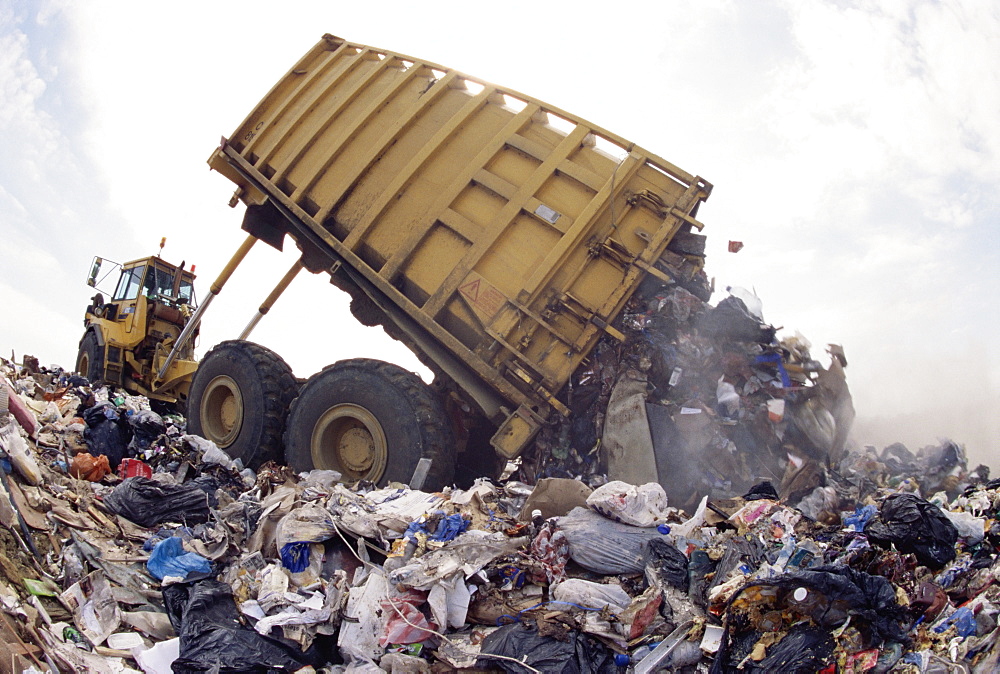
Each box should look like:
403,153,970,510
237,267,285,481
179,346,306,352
716,377,740,416
932,605,977,638
477,622,615,673
162,578,312,673
253,606,333,640
794,485,838,521
103,476,211,528
388,530,528,590
555,507,667,575
864,492,959,569
181,434,239,471
843,504,878,532
365,487,448,538
146,536,212,581
429,513,470,542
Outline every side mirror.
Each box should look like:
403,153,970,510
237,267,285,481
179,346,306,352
87,257,103,287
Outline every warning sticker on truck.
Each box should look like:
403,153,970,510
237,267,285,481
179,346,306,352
458,272,508,323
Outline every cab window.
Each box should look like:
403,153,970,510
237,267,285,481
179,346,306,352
144,265,176,299
178,278,197,306
113,266,145,301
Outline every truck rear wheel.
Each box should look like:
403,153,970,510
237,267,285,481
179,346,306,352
76,331,104,386
284,359,455,489
188,340,296,468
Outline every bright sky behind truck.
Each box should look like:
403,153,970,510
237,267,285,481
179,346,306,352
1,0,998,467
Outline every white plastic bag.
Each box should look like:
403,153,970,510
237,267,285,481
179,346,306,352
551,578,630,613
181,434,237,470
586,480,669,526
942,509,985,543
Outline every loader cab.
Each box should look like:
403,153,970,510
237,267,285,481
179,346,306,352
88,257,198,324
82,256,199,390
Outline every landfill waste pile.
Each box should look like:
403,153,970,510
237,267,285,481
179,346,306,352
0,353,997,673
520,254,856,517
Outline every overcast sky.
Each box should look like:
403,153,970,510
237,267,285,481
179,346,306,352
1,1,997,468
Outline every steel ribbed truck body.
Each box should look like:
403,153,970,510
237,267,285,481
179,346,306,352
208,34,712,457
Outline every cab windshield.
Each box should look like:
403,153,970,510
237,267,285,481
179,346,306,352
111,263,197,307
113,266,145,301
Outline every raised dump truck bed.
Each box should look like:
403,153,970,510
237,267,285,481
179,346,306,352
209,34,711,458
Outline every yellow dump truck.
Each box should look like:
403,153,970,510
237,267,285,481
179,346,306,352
106,34,713,489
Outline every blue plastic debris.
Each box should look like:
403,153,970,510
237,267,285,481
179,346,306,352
146,536,211,580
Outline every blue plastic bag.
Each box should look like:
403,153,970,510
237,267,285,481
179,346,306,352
147,536,212,580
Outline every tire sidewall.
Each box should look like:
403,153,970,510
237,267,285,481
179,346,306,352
78,331,103,384
188,344,267,465
285,364,426,484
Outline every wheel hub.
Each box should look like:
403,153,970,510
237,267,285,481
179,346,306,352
312,403,387,482
339,427,375,472
201,375,243,448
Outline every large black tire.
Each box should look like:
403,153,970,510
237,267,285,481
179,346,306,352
76,331,104,386
284,359,455,489
187,340,296,468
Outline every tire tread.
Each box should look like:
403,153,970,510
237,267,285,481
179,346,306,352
190,340,296,466
284,358,455,488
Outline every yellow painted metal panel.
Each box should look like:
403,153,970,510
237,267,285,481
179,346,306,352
210,34,712,420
